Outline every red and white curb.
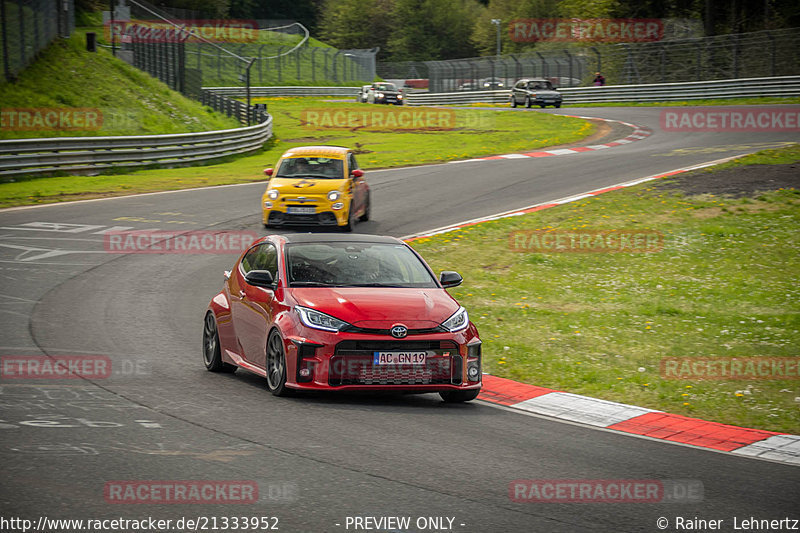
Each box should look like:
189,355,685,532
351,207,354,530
404,156,799,466
478,375,799,465
403,155,741,242
451,116,652,163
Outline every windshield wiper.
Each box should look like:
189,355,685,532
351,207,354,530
290,281,336,287
343,283,408,288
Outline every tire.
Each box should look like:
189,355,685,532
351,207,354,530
525,97,532,108
263,223,270,229
265,329,289,396
539,104,546,108
203,312,236,373
341,205,354,232
359,192,371,222
555,103,562,108
439,389,480,403
510,96,517,108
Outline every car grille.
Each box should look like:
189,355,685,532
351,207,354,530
329,340,460,386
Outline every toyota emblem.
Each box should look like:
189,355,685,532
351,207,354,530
390,325,408,338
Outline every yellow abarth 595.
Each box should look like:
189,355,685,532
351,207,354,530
262,146,371,231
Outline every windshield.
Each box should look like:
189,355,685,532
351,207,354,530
528,81,554,90
373,83,396,91
286,242,438,288
275,157,344,179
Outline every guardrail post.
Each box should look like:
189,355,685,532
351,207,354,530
277,46,284,82
767,32,776,76
258,44,265,83
563,49,573,86
590,47,601,76
333,51,341,82
696,39,702,81
510,54,521,81
535,52,547,78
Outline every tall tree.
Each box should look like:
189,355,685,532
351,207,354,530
318,0,393,58
388,0,483,60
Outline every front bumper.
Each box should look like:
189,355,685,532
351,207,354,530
266,210,341,227
285,330,482,393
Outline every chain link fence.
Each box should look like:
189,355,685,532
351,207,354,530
421,27,800,92
110,0,376,89
1,0,75,82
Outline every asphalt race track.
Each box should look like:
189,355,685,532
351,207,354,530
1,107,798,533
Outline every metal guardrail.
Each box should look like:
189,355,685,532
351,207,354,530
405,76,800,106
0,116,272,178
205,86,360,97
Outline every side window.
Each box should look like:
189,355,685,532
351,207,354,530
241,243,279,280
515,81,524,89
348,153,359,172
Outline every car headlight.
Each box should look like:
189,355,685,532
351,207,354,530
296,306,351,332
397,94,403,99
441,306,468,332
267,189,279,200
327,190,341,201
377,92,384,98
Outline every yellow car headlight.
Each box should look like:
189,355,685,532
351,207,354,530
327,190,341,202
267,189,279,200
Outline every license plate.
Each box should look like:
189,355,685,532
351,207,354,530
287,206,316,215
373,351,427,365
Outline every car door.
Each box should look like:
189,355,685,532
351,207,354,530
513,81,524,104
347,152,367,215
231,242,279,369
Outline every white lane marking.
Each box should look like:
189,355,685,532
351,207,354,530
553,194,594,204
0,222,106,233
732,435,800,465
0,243,105,262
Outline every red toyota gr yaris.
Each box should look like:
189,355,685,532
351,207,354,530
203,234,482,402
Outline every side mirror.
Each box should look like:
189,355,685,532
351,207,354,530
264,168,273,177
244,269,275,288
351,169,364,179
439,271,462,288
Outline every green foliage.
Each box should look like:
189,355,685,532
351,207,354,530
318,0,394,60
388,0,484,60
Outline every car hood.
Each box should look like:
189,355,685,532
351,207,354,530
267,177,346,195
531,89,560,97
289,287,460,329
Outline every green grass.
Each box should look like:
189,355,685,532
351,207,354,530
695,143,800,170
0,32,240,139
0,97,593,207
410,147,800,433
